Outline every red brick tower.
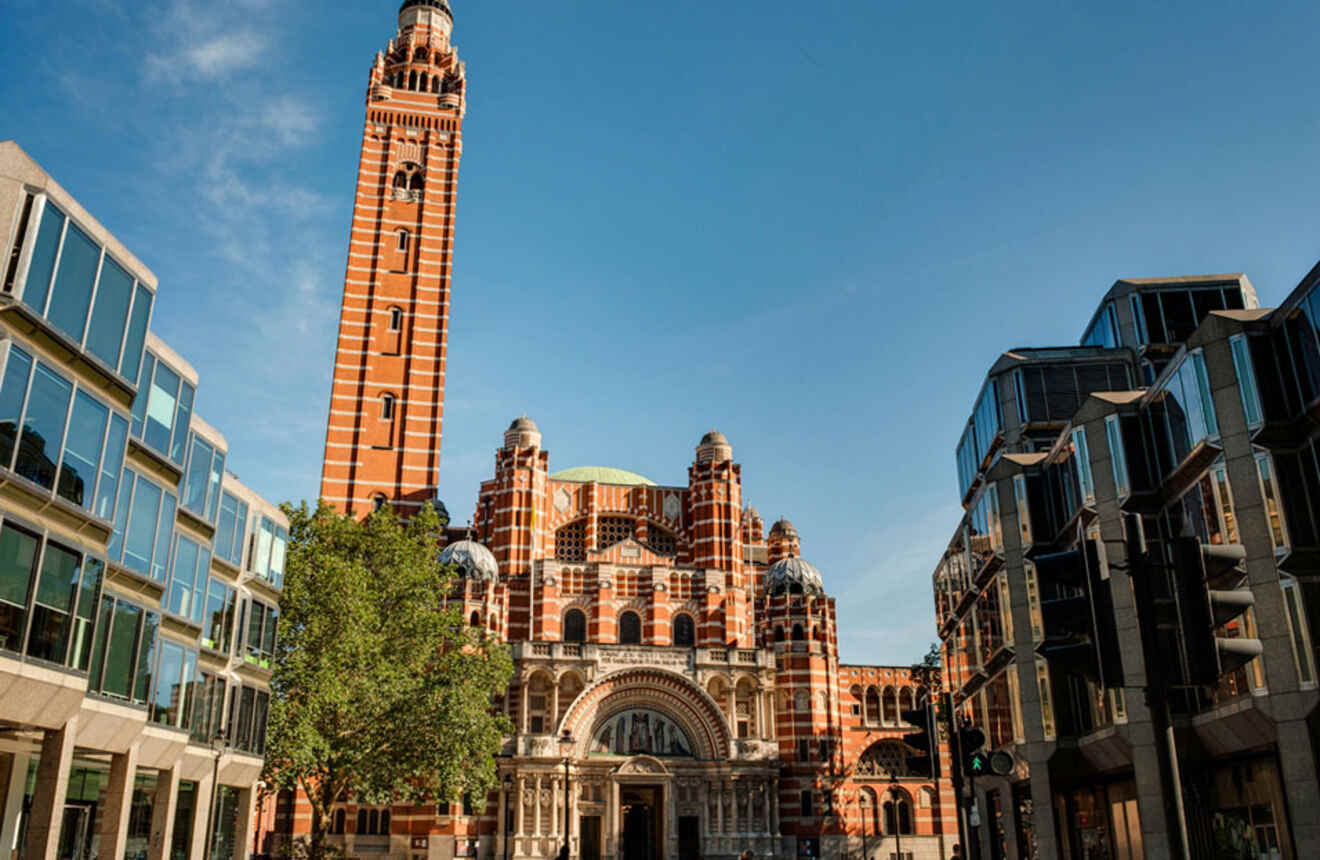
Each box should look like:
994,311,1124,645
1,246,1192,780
688,431,752,646
320,0,467,517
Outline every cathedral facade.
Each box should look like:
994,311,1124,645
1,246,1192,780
287,3,959,858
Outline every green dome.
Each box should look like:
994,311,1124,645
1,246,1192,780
550,466,657,487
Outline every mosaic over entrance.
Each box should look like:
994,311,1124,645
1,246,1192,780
591,709,692,757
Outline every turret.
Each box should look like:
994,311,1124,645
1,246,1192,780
478,416,549,640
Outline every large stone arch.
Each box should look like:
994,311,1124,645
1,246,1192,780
559,667,732,760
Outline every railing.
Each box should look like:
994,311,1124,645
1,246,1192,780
390,188,424,203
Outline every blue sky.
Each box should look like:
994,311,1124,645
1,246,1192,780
4,0,1320,665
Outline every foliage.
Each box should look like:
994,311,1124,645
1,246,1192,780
263,500,513,860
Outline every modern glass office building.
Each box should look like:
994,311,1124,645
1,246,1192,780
934,271,1320,859
0,140,285,860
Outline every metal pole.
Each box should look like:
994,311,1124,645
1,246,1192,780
503,776,512,860
562,757,571,860
890,778,901,860
860,791,869,860
204,739,223,860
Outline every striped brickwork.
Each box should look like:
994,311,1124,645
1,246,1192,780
319,3,466,518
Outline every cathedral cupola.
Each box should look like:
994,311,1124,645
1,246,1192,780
439,538,498,581
767,518,801,564
766,556,825,596
503,415,542,450
695,429,733,464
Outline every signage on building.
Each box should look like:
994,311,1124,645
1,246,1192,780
410,837,429,850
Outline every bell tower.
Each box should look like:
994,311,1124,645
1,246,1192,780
320,0,467,517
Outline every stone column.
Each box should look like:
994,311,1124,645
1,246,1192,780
234,783,257,860
187,769,215,860
0,752,30,859
519,681,530,733
97,741,141,860
148,764,182,860
725,694,735,734
713,782,722,835
514,777,525,837
550,684,560,730
24,716,78,860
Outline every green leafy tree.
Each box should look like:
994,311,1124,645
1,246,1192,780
264,501,513,860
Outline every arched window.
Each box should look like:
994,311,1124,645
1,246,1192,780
898,800,912,835
393,171,408,188
333,809,345,834
563,609,586,643
431,76,440,93
792,624,804,641
882,687,899,724
368,809,379,834
673,613,695,647
388,307,403,331
774,626,784,642
356,810,367,833
469,611,480,627
380,810,390,833
619,611,641,644
865,687,881,724
409,172,423,191
409,71,418,90
397,229,410,251
381,393,395,421
372,494,388,513
883,801,896,835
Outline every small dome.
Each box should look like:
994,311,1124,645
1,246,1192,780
766,556,824,596
700,430,728,446
439,539,498,581
503,414,542,449
696,429,733,464
400,0,453,19
769,519,798,538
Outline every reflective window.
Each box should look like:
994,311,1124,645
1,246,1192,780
244,599,278,667
87,595,157,704
1082,304,1119,348
183,434,226,521
214,492,248,567
1071,427,1094,504
133,352,194,467
167,534,209,624
1281,576,1316,686
0,347,32,470
149,640,199,728
58,391,108,509
15,362,72,490
202,579,236,653
1150,350,1219,473
112,469,177,581
1230,334,1264,428
26,541,81,664
229,686,270,754
0,524,39,652
94,415,128,521
249,516,286,588
46,221,99,344
22,202,64,314
1255,453,1288,551
85,256,133,368
16,202,154,380
1105,416,1130,498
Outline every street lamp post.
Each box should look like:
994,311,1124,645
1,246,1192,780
502,772,513,860
203,730,227,860
859,790,870,860
889,775,902,860
558,732,574,860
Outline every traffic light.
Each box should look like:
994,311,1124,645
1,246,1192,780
1171,536,1263,686
900,703,940,779
958,725,985,777
1033,539,1124,687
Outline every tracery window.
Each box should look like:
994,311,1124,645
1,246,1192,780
856,739,911,778
598,516,634,550
647,525,677,556
555,521,586,561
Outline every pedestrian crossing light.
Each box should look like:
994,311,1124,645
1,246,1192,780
958,726,985,778
1171,536,1263,686
900,703,940,779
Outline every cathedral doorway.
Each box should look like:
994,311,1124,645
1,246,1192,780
620,785,662,860
579,815,602,860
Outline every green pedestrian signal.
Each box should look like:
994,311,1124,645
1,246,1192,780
968,751,988,774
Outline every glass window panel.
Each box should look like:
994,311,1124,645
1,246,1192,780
183,436,212,515
232,501,248,567
85,256,133,368
247,602,265,653
108,469,133,562
47,221,100,343
144,362,179,454
1257,455,1288,550
151,493,175,583
1282,581,1315,685
134,611,158,704
262,608,277,655
180,650,198,730
123,476,161,575
95,414,128,521
102,600,141,699
168,536,200,619
192,549,210,626
1193,352,1219,438
1106,417,1130,498
205,451,224,523
88,594,113,689
269,527,287,588
1160,290,1197,343
57,391,108,509
22,203,64,314
15,362,72,490
26,542,81,663
215,493,238,563
203,579,233,651
151,640,184,725
253,691,269,755
71,557,102,670
119,285,152,381
255,519,273,577
1231,335,1264,428
169,384,193,467
130,354,153,440
0,346,33,469
1140,293,1165,343
0,525,38,651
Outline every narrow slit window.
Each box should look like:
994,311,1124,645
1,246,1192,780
397,230,410,252
388,307,402,331
381,394,395,421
